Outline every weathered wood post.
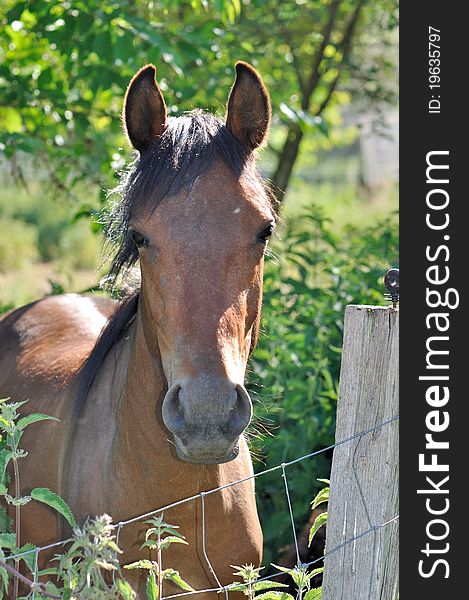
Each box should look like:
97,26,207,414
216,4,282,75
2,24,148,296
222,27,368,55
321,305,399,600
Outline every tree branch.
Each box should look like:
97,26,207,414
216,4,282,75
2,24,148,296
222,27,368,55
280,26,306,96
316,0,366,116
302,0,341,109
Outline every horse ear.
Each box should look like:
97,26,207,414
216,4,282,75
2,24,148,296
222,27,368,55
123,64,167,153
226,61,271,151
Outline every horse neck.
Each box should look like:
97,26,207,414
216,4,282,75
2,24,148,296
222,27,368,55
116,305,167,450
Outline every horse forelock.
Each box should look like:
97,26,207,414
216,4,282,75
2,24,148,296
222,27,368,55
104,109,273,291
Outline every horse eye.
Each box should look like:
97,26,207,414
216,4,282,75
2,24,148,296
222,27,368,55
257,224,275,244
130,229,148,248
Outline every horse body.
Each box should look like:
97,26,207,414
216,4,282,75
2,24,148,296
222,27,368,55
1,293,262,594
0,61,273,596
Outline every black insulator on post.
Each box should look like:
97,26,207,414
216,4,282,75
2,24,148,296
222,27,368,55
384,268,399,308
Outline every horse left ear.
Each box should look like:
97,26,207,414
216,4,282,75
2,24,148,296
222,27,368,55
123,64,167,153
226,61,271,151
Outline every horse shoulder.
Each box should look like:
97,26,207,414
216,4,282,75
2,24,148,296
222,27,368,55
0,294,117,390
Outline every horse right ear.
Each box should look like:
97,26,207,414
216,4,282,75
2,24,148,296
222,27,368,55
123,65,167,153
226,61,271,151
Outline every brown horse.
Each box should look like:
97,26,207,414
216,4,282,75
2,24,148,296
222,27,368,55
0,62,276,596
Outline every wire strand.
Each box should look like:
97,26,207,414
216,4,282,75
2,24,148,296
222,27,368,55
3,412,400,600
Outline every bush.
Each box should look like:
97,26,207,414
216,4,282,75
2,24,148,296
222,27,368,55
59,220,103,270
0,218,39,271
249,205,399,566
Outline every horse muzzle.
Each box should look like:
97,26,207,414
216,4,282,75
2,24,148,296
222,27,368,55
162,378,252,464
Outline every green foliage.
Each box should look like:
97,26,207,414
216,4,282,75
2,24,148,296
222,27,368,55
56,513,130,599
310,479,329,510
0,0,244,196
0,182,103,271
230,563,323,600
0,0,399,583
125,516,193,600
59,219,103,270
0,0,398,200
0,217,39,271
31,488,77,529
230,564,289,599
308,513,327,548
0,400,146,598
0,397,77,598
230,564,291,600
249,206,398,565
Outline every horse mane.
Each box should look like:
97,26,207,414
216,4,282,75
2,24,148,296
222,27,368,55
75,110,274,414
74,292,139,415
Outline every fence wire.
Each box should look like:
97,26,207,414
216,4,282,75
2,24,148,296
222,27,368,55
4,414,399,598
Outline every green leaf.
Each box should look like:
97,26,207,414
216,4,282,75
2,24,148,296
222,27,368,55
146,571,158,600
255,592,295,600
308,568,324,579
0,532,16,550
279,103,298,124
159,536,188,550
271,564,294,576
253,581,289,592
37,568,59,577
0,553,8,594
116,579,136,599
30,488,77,528
63,588,73,600
140,540,158,550
0,108,23,133
18,543,36,573
311,488,329,509
124,560,156,571
162,569,194,592
0,448,13,483
304,588,322,600
116,578,136,600
308,512,328,546
0,507,11,532
17,414,59,431
6,1,27,22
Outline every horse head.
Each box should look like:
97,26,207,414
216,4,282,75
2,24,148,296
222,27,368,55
119,62,275,464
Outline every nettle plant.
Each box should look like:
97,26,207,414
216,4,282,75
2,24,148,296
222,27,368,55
0,397,78,598
231,563,323,600
0,399,136,599
124,515,194,600
308,479,329,548
0,399,329,599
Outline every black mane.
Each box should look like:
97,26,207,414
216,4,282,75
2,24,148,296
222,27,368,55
75,110,272,413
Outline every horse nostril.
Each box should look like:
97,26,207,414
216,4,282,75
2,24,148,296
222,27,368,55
163,380,253,445
162,383,185,436
226,384,253,438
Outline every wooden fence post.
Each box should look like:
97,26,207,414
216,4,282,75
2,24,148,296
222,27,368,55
321,305,399,600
